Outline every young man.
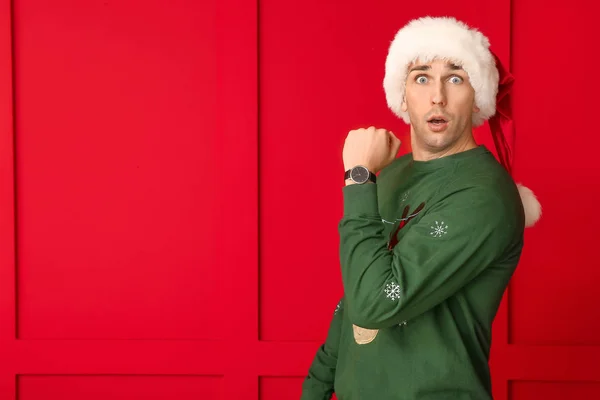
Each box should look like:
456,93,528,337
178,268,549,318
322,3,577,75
300,16,541,399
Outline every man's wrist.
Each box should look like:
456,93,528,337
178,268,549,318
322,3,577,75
344,165,377,185
345,179,375,186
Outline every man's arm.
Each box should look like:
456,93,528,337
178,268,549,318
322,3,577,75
300,298,344,400
338,182,523,329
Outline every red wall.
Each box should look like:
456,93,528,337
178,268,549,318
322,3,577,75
1,0,598,399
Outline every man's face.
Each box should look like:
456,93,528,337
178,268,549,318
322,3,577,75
402,59,479,154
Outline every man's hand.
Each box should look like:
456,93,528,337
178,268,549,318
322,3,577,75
343,126,401,174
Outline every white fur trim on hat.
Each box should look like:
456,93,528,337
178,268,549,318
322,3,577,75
383,16,499,127
517,184,542,227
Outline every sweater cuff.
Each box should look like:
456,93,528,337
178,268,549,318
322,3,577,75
342,183,379,216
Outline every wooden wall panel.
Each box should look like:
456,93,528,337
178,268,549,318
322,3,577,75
17,375,224,400
12,0,221,341
510,0,600,346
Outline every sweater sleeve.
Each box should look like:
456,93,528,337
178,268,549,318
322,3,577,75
338,182,518,329
300,298,344,400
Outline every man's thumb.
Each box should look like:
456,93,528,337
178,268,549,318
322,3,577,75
389,132,401,154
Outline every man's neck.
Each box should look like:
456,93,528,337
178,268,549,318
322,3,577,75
411,134,478,161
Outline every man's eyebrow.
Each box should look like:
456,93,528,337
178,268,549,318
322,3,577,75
408,65,430,73
408,63,464,73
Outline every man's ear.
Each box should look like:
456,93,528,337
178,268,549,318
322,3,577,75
473,102,480,113
401,98,408,112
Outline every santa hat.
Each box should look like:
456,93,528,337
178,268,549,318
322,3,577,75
383,16,541,228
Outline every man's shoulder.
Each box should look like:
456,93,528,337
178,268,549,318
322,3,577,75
450,151,520,199
439,158,525,231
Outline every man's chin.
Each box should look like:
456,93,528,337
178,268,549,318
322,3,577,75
414,131,456,150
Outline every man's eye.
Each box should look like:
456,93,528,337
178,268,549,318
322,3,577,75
416,76,428,84
449,76,463,84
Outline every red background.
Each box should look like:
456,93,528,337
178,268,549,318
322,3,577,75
1,0,597,399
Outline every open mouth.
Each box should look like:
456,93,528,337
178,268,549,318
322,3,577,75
428,117,448,125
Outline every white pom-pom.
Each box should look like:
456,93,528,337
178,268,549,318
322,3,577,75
516,184,542,227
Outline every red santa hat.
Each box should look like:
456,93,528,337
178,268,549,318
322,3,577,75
383,16,541,227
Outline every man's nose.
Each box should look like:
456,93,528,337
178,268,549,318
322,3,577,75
431,81,447,106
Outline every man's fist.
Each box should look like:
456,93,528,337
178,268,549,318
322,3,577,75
343,126,401,174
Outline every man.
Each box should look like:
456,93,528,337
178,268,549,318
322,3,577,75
300,16,541,399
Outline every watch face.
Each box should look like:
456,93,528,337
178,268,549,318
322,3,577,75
351,166,369,183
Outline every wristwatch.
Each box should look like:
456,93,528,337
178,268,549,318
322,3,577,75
344,165,377,184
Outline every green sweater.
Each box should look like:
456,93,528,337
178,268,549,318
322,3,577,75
301,145,525,400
